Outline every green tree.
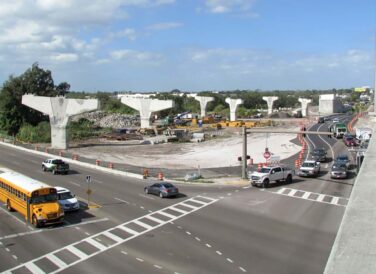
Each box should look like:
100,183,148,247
0,63,59,135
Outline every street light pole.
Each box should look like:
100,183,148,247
242,126,247,179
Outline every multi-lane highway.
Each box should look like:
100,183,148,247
0,115,356,274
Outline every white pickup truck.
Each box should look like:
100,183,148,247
249,166,293,188
297,160,320,177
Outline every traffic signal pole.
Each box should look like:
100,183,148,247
242,126,247,179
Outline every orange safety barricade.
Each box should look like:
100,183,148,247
143,169,149,179
108,162,114,169
72,154,78,160
96,160,100,166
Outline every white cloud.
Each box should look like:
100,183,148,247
204,0,256,14
110,28,137,41
147,22,183,30
110,49,163,62
50,53,79,62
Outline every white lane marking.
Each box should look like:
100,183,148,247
133,220,153,230
287,189,297,197
136,257,144,262
66,246,88,260
68,181,81,187
186,231,191,235
206,243,212,248
154,264,162,269
227,258,234,263
46,254,67,268
25,262,44,274
317,194,325,202
216,251,222,255
4,196,217,274
0,218,109,241
189,198,207,205
138,193,155,200
118,226,139,236
331,197,340,205
145,215,164,224
140,206,145,210
12,255,17,260
239,266,247,272
121,251,128,255
157,211,176,219
86,238,107,251
92,179,103,184
85,232,90,236
103,231,123,243
195,237,201,242
270,188,347,207
242,186,252,189
277,188,285,194
114,197,130,204
169,207,188,214
179,203,198,210
5,248,10,252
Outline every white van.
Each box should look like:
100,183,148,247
55,187,80,212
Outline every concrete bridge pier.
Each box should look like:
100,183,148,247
120,97,174,128
22,94,99,149
225,98,244,121
298,98,312,117
262,96,279,115
195,96,214,118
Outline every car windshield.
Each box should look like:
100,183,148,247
30,194,58,204
312,149,325,155
332,165,346,171
58,192,74,200
336,156,348,161
161,183,174,188
302,162,315,167
52,160,64,164
259,168,271,173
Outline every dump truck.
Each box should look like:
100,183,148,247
331,123,347,138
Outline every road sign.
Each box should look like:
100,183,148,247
86,175,91,183
263,151,271,159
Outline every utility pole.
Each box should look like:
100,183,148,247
242,126,247,179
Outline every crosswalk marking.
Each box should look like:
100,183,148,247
66,246,88,260
118,226,139,236
86,238,107,251
46,254,67,268
271,187,347,207
3,195,218,274
169,207,188,214
25,262,44,274
145,215,164,224
133,220,153,230
179,203,198,209
102,231,123,243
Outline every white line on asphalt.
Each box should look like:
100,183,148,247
216,251,222,255
206,243,212,248
12,255,17,260
121,251,128,255
195,237,201,242
3,196,218,274
140,206,145,210
331,197,340,205
85,232,90,236
0,218,109,241
138,193,155,200
227,258,234,263
145,215,164,224
302,192,311,199
154,264,162,269
287,189,297,197
5,248,10,252
92,179,103,184
242,186,252,189
317,194,325,202
186,231,191,235
277,188,286,194
136,257,144,262
114,197,130,204
239,266,247,272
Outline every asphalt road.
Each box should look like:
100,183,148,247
0,115,356,274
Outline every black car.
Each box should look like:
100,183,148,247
318,117,325,123
311,148,327,162
144,182,179,198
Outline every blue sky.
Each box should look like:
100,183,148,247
0,0,374,92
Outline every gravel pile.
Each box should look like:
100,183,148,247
72,111,140,128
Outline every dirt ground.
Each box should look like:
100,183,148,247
68,124,302,170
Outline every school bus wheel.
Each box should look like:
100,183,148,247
32,215,41,228
6,200,13,212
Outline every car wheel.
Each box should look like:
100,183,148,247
145,188,149,194
262,179,269,188
32,215,41,228
52,169,57,175
159,192,164,198
6,200,13,212
286,175,292,184
42,166,46,172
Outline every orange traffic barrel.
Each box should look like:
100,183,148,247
96,159,100,166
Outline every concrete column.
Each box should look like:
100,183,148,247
195,96,214,117
225,98,243,121
298,98,312,117
262,96,278,115
120,97,174,128
22,94,99,149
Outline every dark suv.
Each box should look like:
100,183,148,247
311,148,327,162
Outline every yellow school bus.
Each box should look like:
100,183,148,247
0,171,64,228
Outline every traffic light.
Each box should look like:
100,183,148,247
302,127,306,138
